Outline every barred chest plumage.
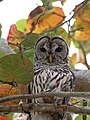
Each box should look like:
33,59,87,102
32,64,74,104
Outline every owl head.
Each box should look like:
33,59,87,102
34,36,69,65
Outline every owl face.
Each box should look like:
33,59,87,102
35,36,69,64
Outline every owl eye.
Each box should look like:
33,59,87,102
55,47,62,52
40,47,46,52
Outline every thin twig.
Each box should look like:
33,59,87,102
78,41,89,69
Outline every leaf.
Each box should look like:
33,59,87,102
6,113,14,119
87,115,90,120
74,30,90,41
7,24,24,48
74,16,90,30
55,27,72,45
41,0,53,8
0,84,19,105
23,33,39,47
80,41,90,54
16,19,26,32
70,97,77,104
41,0,47,5
70,53,77,68
0,54,34,84
24,49,34,63
0,115,12,120
75,115,90,120
88,101,90,107
0,38,15,58
78,3,90,22
26,6,65,33
75,115,82,120
74,3,90,42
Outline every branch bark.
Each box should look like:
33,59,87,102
0,103,90,115
0,92,90,103
74,70,90,92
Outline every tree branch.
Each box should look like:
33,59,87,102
0,103,90,115
0,92,90,104
74,70,90,92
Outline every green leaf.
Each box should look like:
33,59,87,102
23,33,40,47
6,113,14,119
0,54,34,84
75,115,82,120
24,49,34,63
87,115,90,120
72,38,79,48
75,115,90,120
41,0,53,9
88,101,90,107
0,38,15,58
16,19,26,32
56,27,72,45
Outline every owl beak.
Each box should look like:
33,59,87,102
49,54,53,63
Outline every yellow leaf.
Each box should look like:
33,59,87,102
26,6,65,33
74,30,90,41
78,3,90,22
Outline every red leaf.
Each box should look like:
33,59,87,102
61,29,65,33
0,116,12,120
7,24,23,41
67,35,71,40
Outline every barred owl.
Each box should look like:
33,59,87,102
30,36,74,120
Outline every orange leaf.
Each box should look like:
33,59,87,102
7,24,24,48
70,53,77,65
74,30,90,41
26,6,65,33
0,116,12,120
0,84,19,105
